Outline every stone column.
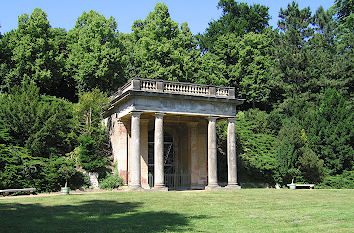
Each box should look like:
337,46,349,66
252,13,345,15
206,116,219,190
226,117,240,189
129,111,142,190
154,113,168,191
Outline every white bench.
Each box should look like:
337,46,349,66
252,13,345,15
287,184,314,189
0,188,36,196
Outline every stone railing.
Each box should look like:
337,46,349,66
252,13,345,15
112,79,235,99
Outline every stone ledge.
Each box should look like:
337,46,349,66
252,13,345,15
205,185,223,191
151,186,169,192
224,185,242,190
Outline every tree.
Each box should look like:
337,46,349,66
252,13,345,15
235,109,278,184
0,82,75,158
129,3,199,82
306,89,353,176
275,117,323,184
198,30,274,109
274,1,314,99
1,9,73,100
57,156,76,188
74,90,110,173
334,1,354,101
0,83,78,191
233,32,274,109
198,0,269,52
194,52,228,86
335,0,354,23
67,10,127,93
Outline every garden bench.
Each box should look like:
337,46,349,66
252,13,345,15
0,188,36,196
287,184,314,189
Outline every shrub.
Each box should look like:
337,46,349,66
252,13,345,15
318,171,354,189
78,134,108,173
68,171,91,190
99,173,123,190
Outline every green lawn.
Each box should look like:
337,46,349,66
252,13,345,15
0,189,353,233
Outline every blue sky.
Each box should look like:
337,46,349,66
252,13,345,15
1,0,335,35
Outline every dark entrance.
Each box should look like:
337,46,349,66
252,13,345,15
148,130,191,189
148,130,175,188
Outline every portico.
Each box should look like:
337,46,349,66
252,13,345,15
106,78,244,190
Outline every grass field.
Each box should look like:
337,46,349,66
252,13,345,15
1,189,353,232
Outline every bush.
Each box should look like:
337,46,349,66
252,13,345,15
78,134,108,173
68,171,91,190
318,171,354,189
99,173,123,190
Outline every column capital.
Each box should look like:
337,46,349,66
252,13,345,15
208,116,218,122
155,112,166,118
227,117,236,123
131,111,143,117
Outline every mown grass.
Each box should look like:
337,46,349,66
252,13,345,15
0,189,353,232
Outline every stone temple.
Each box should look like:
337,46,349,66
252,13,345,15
105,78,244,191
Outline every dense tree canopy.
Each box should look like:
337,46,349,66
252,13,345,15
0,9,73,100
198,0,269,52
67,10,127,94
128,3,199,82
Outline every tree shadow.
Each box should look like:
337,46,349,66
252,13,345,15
0,199,204,232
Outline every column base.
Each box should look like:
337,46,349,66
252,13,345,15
225,184,241,190
152,186,168,192
205,185,222,191
128,185,143,191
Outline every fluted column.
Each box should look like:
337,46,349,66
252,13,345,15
206,116,219,189
226,117,241,189
129,111,142,190
154,113,167,190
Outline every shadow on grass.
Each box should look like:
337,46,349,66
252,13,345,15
0,200,204,232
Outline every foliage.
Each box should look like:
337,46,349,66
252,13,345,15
129,3,199,82
66,10,127,93
306,88,353,175
275,117,324,184
74,89,110,173
335,0,354,23
0,8,74,100
57,157,76,187
235,110,278,183
0,82,75,158
0,2,353,189
74,89,110,135
319,171,354,189
232,32,274,108
78,135,108,173
99,173,124,190
273,1,314,99
199,0,269,52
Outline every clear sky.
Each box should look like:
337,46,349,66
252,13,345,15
0,0,335,35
